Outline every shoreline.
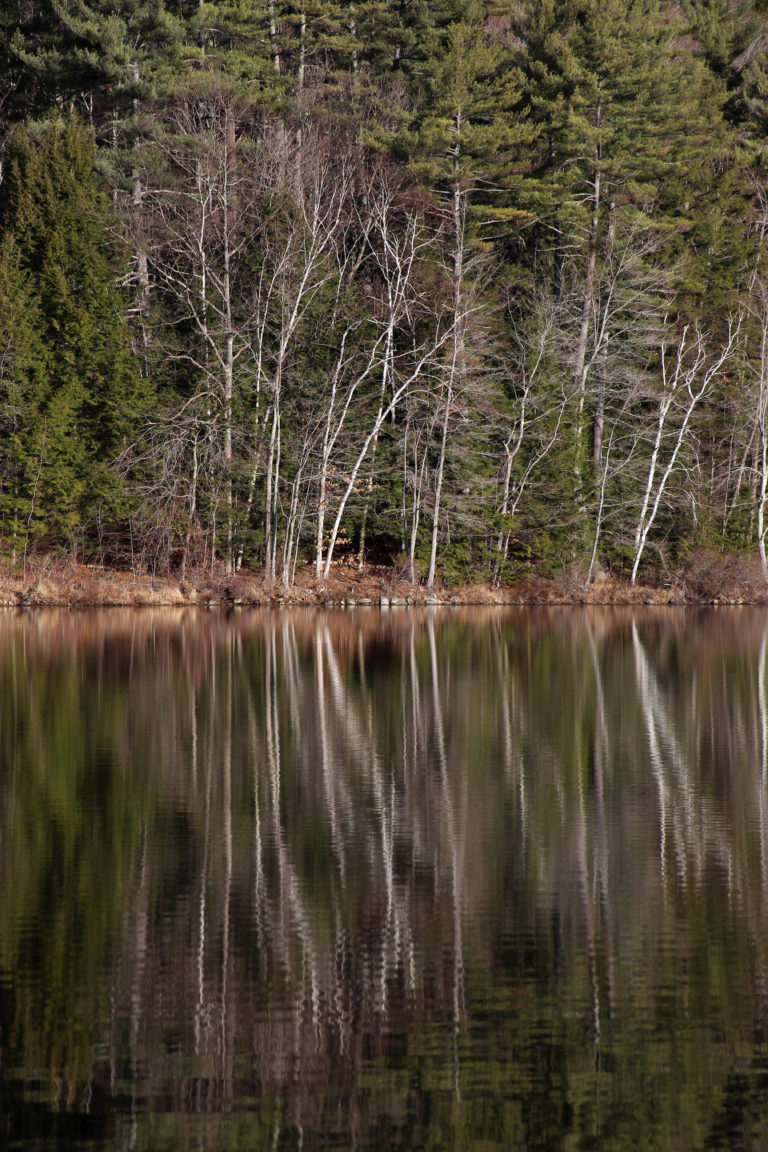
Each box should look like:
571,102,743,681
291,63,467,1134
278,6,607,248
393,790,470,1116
2,558,767,608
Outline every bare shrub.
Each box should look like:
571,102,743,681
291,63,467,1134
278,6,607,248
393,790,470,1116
682,550,768,602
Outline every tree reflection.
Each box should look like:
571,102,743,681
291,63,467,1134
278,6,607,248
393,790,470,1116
2,607,768,1148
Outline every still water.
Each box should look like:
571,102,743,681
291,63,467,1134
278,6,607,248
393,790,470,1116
2,606,768,1149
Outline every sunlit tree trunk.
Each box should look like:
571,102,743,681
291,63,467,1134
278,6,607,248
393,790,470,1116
631,318,741,585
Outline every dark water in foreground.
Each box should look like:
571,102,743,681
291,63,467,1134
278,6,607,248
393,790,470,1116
2,606,768,1150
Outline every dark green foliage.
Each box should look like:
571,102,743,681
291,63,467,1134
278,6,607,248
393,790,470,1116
0,117,143,552
511,0,732,280
9,0,185,126
0,236,48,558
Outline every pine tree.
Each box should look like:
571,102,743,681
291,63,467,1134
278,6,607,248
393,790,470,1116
357,0,438,80
682,0,763,79
737,5,768,151
192,0,286,97
511,0,735,564
8,0,184,132
384,6,531,584
0,2,38,137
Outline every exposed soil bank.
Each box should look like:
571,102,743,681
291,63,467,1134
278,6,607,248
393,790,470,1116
3,551,768,607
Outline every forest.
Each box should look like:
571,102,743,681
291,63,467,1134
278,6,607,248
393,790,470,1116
2,0,768,591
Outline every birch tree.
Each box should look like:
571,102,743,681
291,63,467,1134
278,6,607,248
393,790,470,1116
630,317,742,585
492,299,567,585
135,87,251,572
741,278,768,578
241,124,359,579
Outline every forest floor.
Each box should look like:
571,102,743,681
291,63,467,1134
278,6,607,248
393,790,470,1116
2,550,768,607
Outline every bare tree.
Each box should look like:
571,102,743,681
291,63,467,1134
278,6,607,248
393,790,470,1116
743,278,768,578
630,317,742,585
133,85,252,573
312,167,433,577
492,298,568,585
321,312,461,580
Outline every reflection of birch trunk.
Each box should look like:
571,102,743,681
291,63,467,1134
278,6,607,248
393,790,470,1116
316,628,347,891
427,615,465,1089
586,617,608,859
633,621,704,887
220,634,233,1100
492,620,527,842
358,630,416,1006
195,642,214,1054
759,627,768,889
404,620,426,880
575,766,601,1072
266,625,320,1038
633,621,678,884
250,701,267,956
586,617,615,1010
634,621,738,896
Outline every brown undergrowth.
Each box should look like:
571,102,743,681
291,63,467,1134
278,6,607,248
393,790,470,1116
1,551,767,608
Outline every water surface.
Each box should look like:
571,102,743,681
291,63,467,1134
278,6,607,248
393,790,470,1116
2,606,768,1149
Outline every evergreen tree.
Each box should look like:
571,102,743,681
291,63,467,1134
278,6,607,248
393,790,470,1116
9,0,184,132
192,0,286,97
0,2,38,138
0,117,142,549
683,0,764,80
738,7,768,151
0,236,48,561
511,0,736,566
514,0,730,294
358,0,439,81
399,7,531,584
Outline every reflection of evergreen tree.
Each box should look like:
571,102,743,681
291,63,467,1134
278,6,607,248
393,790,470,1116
1,611,768,1145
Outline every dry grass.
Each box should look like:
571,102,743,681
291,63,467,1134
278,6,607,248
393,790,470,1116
1,550,767,607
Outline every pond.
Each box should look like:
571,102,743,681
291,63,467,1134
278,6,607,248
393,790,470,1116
1,606,768,1150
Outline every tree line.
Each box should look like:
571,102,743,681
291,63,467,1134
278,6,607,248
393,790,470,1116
1,0,768,587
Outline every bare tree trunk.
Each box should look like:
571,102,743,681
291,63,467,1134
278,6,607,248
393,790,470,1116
631,319,741,584
427,180,465,590
298,11,307,97
322,320,457,579
592,202,616,478
356,326,394,571
573,143,602,507
753,289,768,577
269,0,281,73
